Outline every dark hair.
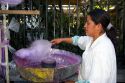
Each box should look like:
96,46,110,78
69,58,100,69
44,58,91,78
88,9,117,47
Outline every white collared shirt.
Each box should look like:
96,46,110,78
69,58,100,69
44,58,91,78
72,33,116,83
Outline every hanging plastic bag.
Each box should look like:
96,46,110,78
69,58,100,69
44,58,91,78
8,17,20,33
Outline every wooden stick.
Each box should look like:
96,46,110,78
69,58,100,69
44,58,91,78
0,10,40,15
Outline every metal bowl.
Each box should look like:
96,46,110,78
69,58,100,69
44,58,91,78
14,49,82,82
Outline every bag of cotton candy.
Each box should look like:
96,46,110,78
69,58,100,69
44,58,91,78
14,39,52,63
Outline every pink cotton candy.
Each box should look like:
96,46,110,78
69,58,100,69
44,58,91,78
15,39,52,62
15,48,31,59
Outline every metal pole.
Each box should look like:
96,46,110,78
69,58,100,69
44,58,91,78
107,0,110,12
45,0,48,39
123,1,125,57
76,0,79,34
53,0,56,38
60,0,63,37
90,0,93,11
68,0,71,36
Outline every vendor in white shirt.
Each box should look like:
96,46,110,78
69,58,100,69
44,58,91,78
51,9,117,83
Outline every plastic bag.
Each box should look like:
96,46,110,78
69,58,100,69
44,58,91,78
8,17,20,33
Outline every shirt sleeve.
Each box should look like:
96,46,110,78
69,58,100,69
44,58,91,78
72,36,80,46
72,35,91,50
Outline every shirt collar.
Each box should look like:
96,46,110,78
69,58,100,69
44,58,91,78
90,33,107,48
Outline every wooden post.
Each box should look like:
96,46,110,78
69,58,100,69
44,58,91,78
3,13,9,83
0,10,40,15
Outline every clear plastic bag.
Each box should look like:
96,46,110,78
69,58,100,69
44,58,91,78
8,17,20,33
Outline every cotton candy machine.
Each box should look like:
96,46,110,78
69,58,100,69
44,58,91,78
13,49,81,82
13,39,81,82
